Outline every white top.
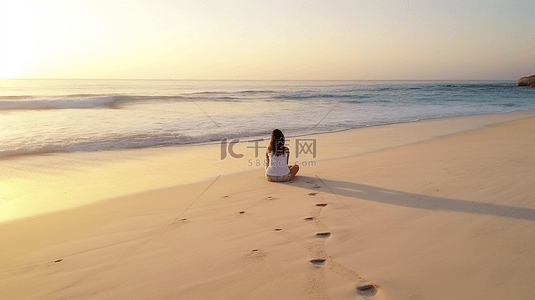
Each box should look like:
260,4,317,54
266,152,290,176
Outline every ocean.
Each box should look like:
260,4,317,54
1,79,534,159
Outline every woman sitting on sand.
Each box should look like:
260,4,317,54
265,129,299,182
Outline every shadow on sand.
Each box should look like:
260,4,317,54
284,176,535,222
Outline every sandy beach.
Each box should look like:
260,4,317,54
1,112,535,300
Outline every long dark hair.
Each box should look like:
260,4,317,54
268,129,285,156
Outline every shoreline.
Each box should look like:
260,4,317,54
2,109,534,160
2,109,535,224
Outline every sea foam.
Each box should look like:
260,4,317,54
0,96,117,110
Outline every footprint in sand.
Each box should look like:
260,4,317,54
309,258,326,266
356,284,378,297
313,185,321,189
240,193,377,297
48,259,64,267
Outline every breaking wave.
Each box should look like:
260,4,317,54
0,95,123,110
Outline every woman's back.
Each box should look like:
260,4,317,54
266,151,290,176
265,129,298,182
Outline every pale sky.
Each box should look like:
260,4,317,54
1,0,534,80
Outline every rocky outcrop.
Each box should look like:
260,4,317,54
516,75,535,87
